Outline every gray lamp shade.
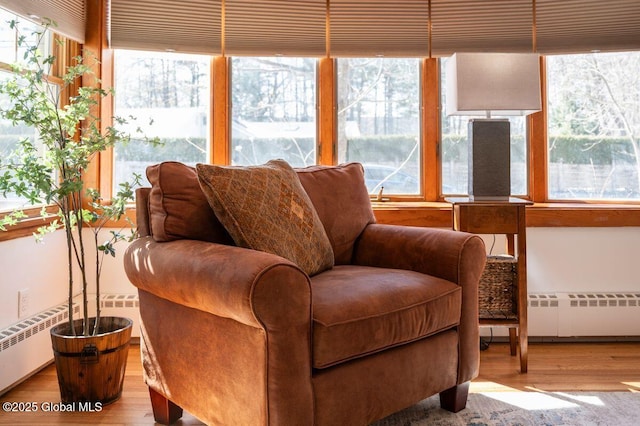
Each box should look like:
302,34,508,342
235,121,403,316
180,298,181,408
445,52,542,117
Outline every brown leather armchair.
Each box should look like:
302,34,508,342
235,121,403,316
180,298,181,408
124,161,486,425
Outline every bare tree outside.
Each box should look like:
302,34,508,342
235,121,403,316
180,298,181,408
230,57,316,167
113,50,210,189
337,58,421,195
547,51,640,200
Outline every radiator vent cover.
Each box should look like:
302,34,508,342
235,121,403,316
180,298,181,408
0,304,79,353
527,292,640,337
529,293,559,308
568,293,640,308
101,294,139,309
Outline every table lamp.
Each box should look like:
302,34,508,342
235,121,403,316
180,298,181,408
445,53,541,200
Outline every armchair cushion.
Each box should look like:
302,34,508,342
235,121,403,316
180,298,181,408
311,265,462,369
146,161,232,244
196,160,334,276
296,163,376,264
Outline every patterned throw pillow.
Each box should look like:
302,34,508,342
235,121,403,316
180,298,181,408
196,159,334,276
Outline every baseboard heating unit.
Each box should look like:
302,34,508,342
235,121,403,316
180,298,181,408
0,303,79,395
529,292,640,337
99,293,141,339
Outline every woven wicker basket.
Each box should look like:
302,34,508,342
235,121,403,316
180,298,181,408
479,255,517,319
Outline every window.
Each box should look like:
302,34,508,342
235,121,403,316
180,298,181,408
0,11,50,64
440,58,528,197
0,73,43,211
113,50,210,189
337,58,421,195
547,52,640,201
230,57,317,167
0,14,53,212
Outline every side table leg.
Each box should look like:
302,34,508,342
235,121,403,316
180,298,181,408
520,327,528,373
508,327,517,356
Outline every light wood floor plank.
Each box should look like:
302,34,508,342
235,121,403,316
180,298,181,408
1,342,638,424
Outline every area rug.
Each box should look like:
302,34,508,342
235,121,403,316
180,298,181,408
371,391,640,426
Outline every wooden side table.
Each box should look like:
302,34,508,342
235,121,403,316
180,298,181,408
446,197,532,373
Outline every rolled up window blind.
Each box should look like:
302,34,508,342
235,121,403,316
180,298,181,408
536,0,640,54
0,0,85,43
329,0,429,57
225,0,325,57
430,0,533,57
105,1,640,57
109,0,221,55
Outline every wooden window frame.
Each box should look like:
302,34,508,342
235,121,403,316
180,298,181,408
5,49,639,242
105,53,640,229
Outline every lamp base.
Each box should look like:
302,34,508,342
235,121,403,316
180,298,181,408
468,119,511,201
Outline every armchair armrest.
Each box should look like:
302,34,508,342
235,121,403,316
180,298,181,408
353,224,486,285
125,236,315,424
124,236,311,329
353,223,486,383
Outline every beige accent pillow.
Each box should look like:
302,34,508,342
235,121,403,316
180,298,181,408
196,160,334,276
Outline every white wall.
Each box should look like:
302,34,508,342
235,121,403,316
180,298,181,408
527,227,640,294
0,232,68,330
96,229,139,295
477,227,640,294
0,229,138,331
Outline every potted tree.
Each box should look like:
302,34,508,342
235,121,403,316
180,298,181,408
0,20,153,404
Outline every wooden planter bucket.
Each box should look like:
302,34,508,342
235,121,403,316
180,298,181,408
50,316,132,405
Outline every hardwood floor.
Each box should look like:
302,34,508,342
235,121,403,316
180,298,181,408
1,342,639,425
474,341,640,393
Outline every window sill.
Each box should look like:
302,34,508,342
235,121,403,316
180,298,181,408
372,201,640,228
525,202,640,227
0,204,140,242
0,215,56,242
1,201,638,243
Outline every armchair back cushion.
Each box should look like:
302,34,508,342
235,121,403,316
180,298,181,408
297,163,375,264
146,161,233,244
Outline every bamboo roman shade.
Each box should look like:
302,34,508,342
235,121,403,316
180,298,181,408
109,0,221,55
0,0,85,43
329,0,429,57
225,0,325,56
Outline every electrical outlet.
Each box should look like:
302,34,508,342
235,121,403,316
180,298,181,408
18,288,29,318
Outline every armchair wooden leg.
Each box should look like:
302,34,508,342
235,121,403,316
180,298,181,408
439,381,470,413
149,387,183,425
